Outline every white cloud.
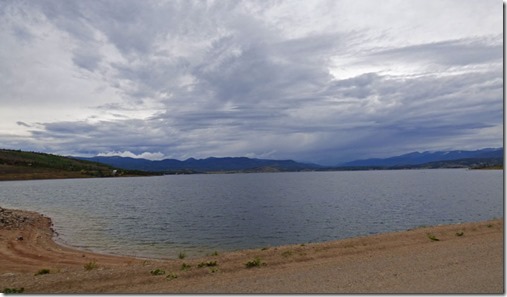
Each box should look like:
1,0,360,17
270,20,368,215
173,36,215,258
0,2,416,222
98,151,165,161
0,0,502,164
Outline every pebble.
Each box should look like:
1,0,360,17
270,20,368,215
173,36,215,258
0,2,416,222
0,207,33,229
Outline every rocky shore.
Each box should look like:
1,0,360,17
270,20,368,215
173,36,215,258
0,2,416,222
0,207,33,229
0,207,503,293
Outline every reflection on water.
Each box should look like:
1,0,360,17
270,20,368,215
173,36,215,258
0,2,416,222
0,169,502,258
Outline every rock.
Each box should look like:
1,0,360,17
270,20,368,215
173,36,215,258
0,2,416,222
16,236,24,241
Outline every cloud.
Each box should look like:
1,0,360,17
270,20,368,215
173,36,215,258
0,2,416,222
369,37,502,67
16,121,31,128
0,0,502,165
97,151,165,161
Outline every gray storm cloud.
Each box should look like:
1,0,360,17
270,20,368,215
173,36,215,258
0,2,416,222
0,0,502,164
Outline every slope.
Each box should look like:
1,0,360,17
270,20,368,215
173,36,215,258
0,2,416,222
0,149,155,181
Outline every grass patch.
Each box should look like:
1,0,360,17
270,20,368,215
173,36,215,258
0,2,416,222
84,260,98,271
35,268,50,276
178,251,186,259
166,272,178,280
427,233,440,241
281,250,293,257
2,288,25,294
197,260,218,268
245,257,263,268
150,268,166,276
180,263,192,271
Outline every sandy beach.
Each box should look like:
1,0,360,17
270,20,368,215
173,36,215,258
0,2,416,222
0,207,503,293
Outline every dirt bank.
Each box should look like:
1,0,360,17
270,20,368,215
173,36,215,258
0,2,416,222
0,207,503,293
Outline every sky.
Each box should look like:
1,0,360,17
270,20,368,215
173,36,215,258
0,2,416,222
0,0,503,165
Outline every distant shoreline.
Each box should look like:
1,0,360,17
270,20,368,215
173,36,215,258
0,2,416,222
1,148,501,181
0,206,503,293
0,166,502,182
0,172,158,182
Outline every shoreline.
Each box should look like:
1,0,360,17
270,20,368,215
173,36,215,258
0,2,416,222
50,216,505,262
1,167,502,182
0,207,503,293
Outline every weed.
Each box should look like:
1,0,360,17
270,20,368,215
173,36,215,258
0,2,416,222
150,268,166,276
84,260,98,271
455,231,464,237
35,268,50,276
166,273,178,280
2,288,24,294
197,261,218,268
245,257,263,268
281,250,293,257
427,233,439,241
180,263,192,271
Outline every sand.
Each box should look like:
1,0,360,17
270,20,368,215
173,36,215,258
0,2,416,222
0,207,503,293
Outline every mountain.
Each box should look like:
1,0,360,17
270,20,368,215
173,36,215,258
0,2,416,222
0,149,157,181
78,148,503,173
76,156,322,173
340,148,503,167
2,148,501,180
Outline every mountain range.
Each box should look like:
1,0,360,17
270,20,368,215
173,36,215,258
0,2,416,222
76,156,322,173
76,147,503,173
339,148,503,167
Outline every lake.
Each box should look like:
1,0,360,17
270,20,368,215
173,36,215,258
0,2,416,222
0,169,502,259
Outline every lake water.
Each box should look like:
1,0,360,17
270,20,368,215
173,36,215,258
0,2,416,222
0,169,503,259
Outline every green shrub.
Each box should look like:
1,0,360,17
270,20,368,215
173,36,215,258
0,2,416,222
180,263,191,271
166,272,178,280
150,268,166,276
197,260,218,268
84,260,98,271
178,251,186,259
35,268,50,276
245,257,262,268
3,287,24,294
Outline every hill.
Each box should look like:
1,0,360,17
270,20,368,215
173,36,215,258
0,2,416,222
2,147,501,181
0,149,157,181
77,156,322,173
78,148,503,173
339,148,503,167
